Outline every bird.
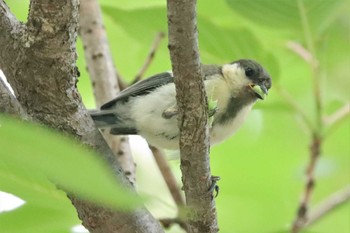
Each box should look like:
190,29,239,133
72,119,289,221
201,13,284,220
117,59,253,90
90,59,271,150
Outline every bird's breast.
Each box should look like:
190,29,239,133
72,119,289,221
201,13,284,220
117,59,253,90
210,103,254,145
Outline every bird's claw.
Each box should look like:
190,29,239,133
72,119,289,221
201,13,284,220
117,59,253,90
208,175,221,198
162,105,178,119
208,107,218,118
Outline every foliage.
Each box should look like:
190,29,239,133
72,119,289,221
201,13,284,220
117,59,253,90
0,116,140,233
2,0,349,233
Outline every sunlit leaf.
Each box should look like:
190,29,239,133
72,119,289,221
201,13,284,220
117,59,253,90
0,204,77,233
100,0,165,10
4,1,350,233
102,6,167,43
225,0,343,34
198,17,280,80
0,115,140,211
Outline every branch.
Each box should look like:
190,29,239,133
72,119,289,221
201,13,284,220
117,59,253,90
324,103,350,136
1,0,164,232
132,32,165,84
297,0,322,132
274,84,315,132
0,0,22,41
306,185,350,227
292,134,322,233
293,184,350,232
286,39,321,132
289,3,325,231
150,146,185,209
324,103,350,126
0,0,25,96
286,41,314,64
0,0,20,33
79,0,120,104
79,0,136,185
150,146,188,230
0,76,28,119
167,0,218,232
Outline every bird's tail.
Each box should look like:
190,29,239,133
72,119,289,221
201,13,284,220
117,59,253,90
89,109,120,128
89,109,137,135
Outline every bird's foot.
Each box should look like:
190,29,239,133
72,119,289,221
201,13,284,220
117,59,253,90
208,106,218,118
208,107,219,128
208,175,221,198
162,105,178,119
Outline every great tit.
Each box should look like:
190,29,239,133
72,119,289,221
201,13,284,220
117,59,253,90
90,59,271,150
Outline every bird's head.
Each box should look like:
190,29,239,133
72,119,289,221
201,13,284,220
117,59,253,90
222,59,272,100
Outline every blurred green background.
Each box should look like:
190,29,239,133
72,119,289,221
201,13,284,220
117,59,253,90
1,0,349,233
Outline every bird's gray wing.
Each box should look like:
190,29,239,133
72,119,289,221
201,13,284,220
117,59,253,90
101,72,174,110
101,64,221,110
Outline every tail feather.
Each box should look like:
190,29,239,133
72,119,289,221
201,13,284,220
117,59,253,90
89,110,137,135
89,110,119,128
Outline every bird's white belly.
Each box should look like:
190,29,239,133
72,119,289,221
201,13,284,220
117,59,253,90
130,82,254,150
210,103,253,145
130,84,180,149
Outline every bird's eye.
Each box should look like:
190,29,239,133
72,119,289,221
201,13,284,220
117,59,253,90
245,67,255,77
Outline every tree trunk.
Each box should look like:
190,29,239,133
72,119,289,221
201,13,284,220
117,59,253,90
167,0,219,232
0,0,163,232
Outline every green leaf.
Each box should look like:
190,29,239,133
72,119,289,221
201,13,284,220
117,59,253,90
319,20,350,103
198,17,280,80
0,115,140,211
100,0,165,10
102,6,167,43
225,0,343,34
101,5,280,80
99,6,171,82
0,204,77,233
212,111,350,232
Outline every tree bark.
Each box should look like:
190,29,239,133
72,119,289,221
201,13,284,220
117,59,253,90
0,1,163,232
167,0,219,232
0,78,28,119
79,0,136,186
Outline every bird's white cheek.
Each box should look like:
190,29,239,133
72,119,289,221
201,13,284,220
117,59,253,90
222,63,240,77
222,63,251,97
210,103,254,144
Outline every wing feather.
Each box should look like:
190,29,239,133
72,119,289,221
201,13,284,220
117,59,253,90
101,65,221,110
101,72,174,109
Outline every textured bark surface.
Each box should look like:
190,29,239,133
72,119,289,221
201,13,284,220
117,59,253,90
0,1,163,232
0,78,28,119
79,0,136,186
167,0,219,232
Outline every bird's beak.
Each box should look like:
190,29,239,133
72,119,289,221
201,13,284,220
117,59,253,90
249,83,268,100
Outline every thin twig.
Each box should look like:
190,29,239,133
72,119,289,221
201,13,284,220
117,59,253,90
150,147,188,231
306,185,350,227
286,41,314,64
150,146,186,209
297,0,322,131
324,103,350,126
290,2,324,232
132,32,165,84
285,39,321,132
274,84,315,132
323,103,350,136
292,134,322,233
117,74,128,91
